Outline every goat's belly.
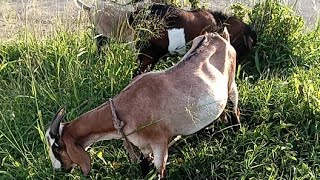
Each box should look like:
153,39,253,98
167,84,227,135
180,94,227,135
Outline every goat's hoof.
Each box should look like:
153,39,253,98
155,172,166,180
234,109,241,132
228,112,240,132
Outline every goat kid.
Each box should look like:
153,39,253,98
46,29,240,178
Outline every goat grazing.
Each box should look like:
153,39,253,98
74,0,136,53
129,4,257,76
46,29,240,178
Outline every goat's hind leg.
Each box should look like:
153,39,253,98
228,82,241,131
152,143,169,179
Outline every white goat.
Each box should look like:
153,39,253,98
45,29,240,178
74,0,136,51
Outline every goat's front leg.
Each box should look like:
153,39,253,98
133,46,164,77
139,148,153,177
152,143,169,179
133,53,154,77
96,36,109,54
228,82,241,131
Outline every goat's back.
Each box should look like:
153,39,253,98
137,4,216,36
91,3,133,41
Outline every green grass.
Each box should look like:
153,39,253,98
0,0,319,179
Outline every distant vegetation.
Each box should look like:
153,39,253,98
0,0,319,179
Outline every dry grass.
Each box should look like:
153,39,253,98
0,0,83,40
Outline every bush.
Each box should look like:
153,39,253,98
230,0,319,75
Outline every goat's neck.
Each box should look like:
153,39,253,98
63,102,122,148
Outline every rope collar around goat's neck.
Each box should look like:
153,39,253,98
109,98,139,162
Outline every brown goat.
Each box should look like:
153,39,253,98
45,29,240,178
129,4,257,76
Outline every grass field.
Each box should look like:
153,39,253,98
0,0,319,179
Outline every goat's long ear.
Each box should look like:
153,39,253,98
65,138,91,176
222,27,230,42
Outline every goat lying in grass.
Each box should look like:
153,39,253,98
45,29,240,178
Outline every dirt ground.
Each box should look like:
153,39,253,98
210,0,319,26
0,0,79,40
0,0,319,40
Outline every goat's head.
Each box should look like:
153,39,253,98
192,28,233,50
186,28,236,66
224,17,257,58
45,108,91,176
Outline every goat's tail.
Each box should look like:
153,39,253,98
74,0,91,11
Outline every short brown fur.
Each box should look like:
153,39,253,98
46,30,240,178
